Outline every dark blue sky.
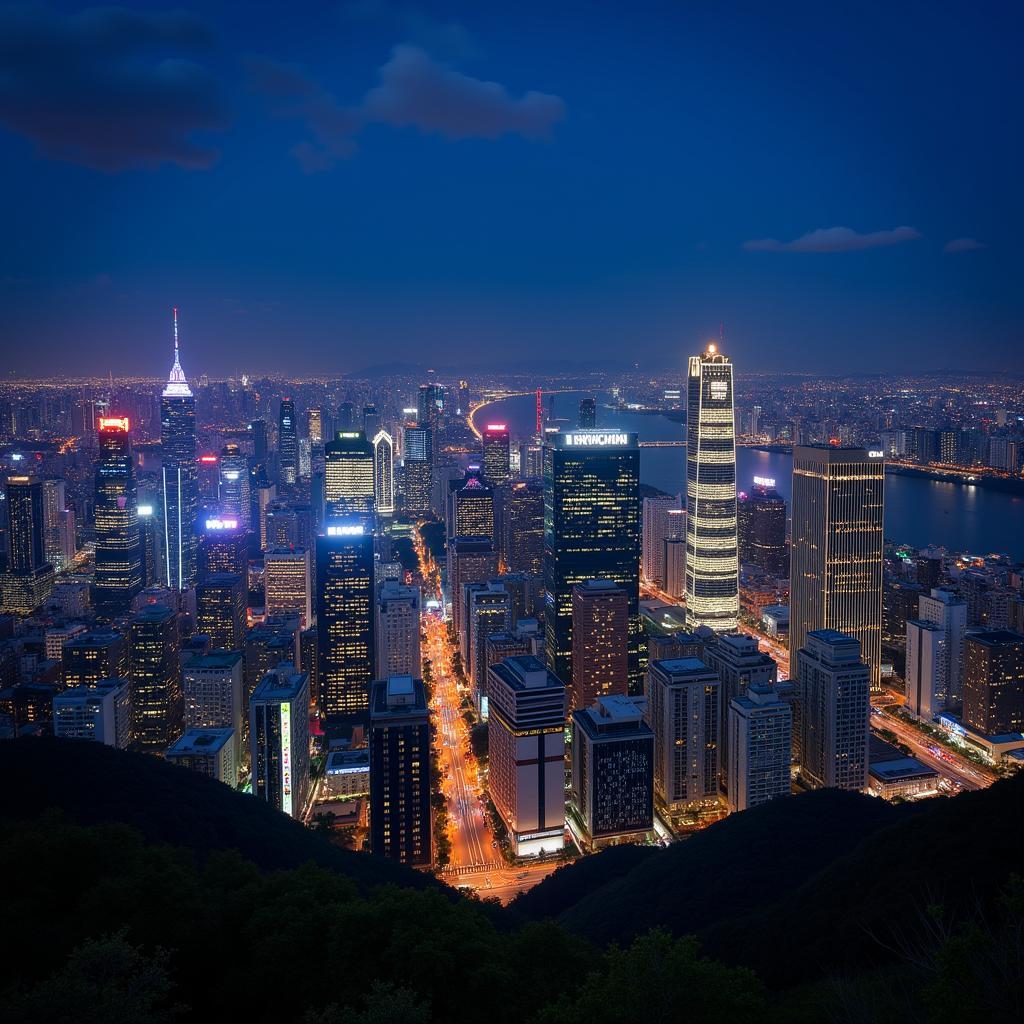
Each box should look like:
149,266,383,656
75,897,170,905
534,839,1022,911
2,1,1020,377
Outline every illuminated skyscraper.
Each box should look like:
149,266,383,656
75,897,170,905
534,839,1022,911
570,580,629,713
375,581,420,679
198,516,248,581
372,430,395,515
737,478,787,576
369,675,432,865
403,424,433,517
324,431,375,524
543,429,643,692
63,629,128,689
446,470,494,543
790,446,885,689
963,629,1024,736
726,682,792,813
218,443,250,528
316,523,375,722
417,384,444,429
278,398,298,485
501,479,544,575
307,407,323,445
0,475,54,614
685,343,739,632
578,397,597,429
195,573,247,651
129,603,183,751
160,310,198,591
93,417,143,614
40,478,70,572
264,547,311,627
642,494,684,587
482,422,511,485
250,665,310,818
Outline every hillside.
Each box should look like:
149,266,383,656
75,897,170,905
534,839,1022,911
515,776,1024,987
0,737,434,890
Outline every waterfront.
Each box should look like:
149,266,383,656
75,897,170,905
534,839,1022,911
474,391,1024,561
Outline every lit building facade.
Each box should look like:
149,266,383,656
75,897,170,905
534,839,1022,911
737,478,787,577
1,475,54,614
166,727,236,786
53,680,132,748
544,430,643,692
372,430,395,515
726,682,792,812
129,603,183,752
264,547,311,628
250,666,310,818
963,629,1024,736
570,579,629,714
218,443,250,528
402,424,433,517
482,422,511,485
278,398,298,485
375,581,421,680
685,344,739,632
324,431,375,525
501,479,544,575
790,446,885,689
94,417,143,614
642,494,684,587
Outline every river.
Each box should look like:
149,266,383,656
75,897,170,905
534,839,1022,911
473,390,1024,561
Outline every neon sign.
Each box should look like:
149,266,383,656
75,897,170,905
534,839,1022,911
99,417,129,431
205,517,239,530
868,450,884,458
137,504,154,516
326,524,364,536
280,701,292,816
753,476,776,488
563,432,628,446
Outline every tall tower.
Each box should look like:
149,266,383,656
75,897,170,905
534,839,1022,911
324,430,375,526
278,398,298,485
160,309,198,591
218,443,250,528
685,342,739,632
372,430,395,515
482,422,511,485
790,446,885,689
93,416,143,614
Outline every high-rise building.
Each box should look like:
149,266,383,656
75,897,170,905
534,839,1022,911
417,384,444,428
448,536,499,641
218,443,250,528
544,429,643,692
249,419,268,463
53,680,132,748
1,475,54,614
487,655,566,857
737,478,787,576
702,633,777,792
726,682,792,813
336,401,355,431
578,397,597,429
569,694,654,851
316,523,375,722
40,478,70,572
962,630,1024,736
250,665,310,818
182,649,243,766
325,431,375,525
790,446,885,689
195,574,247,651
372,430,395,515
136,502,158,588
160,312,198,591
796,630,870,791
664,536,687,600
467,582,512,713
166,727,236,786
641,494,684,586
63,630,128,688
369,675,432,866
482,422,511,485
905,619,947,720
403,424,433,517
501,479,544,575
645,658,721,815
129,603,183,752
278,398,298,485
198,516,248,580
375,581,421,679
93,416,143,614
918,588,968,707
446,470,495,543
570,580,629,714
264,547,311,627
685,343,739,632
243,618,299,724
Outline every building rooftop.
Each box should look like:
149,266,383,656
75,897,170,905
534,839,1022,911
493,654,561,690
251,665,308,702
868,757,939,783
167,727,234,756
186,650,243,670
966,629,1024,647
651,657,715,679
326,748,370,774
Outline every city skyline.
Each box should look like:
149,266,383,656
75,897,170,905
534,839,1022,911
1,2,1020,377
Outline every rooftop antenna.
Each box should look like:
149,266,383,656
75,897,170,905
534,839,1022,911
173,307,180,358
719,320,725,345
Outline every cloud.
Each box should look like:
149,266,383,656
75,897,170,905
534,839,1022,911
249,45,565,171
743,226,922,253
364,45,564,141
343,2,481,61
0,5,227,172
943,237,987,253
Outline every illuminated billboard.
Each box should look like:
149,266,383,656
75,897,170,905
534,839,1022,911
562,431,630,447
280,701,292,817
326,523,364,536
205,517,239,531
98,416,130,431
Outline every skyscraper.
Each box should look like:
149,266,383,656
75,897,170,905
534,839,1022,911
316,523,375,722
63,630,128,689
570,580,629,714
796,630,870,791
93,416,143,614
448,536,500,641
403,424,433,517
446,470,495,544
182,650,243,765
264,547,311,627
544,429,643,691
1,474,54,614
375,581,421,679
467,582,512,712
278,398,298,485
569,695,654,851
685,343,739,632
737,478,787,576
641,494,684,587
160,311,198,591
482,422,511,485
501,479,544,575
198,516,248,581
487,655,566,857
369,675,432,866
195,574,247,651
40,478,70,572
218,443,250,528
790,446,885,689
372,430,395,515
250,665,310,818
918,588,968,707
905,619,947,720
578,397,597,429
726,682,792,812
962,630,1024,736
53,680,133,749
129,603,183,752
324,431,375,525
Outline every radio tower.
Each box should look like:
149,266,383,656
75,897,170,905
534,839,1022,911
535,387,543,436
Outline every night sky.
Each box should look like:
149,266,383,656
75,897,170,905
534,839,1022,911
2,1,1020,377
